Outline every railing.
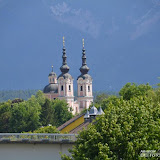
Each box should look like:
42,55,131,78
0,133,77,143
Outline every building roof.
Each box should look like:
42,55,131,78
89,106,98,116
77,73,92,80
59,47,70,74
57,114,85,131
43,83,58,93
58,73,73,79
58,106,105,134
79,47,89,74
69,122,90,134
48,71,57,77
97,107,105,115
84,110,90,119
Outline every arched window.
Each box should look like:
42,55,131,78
61,85,63,91
69,85,71,91
88,86,90,92
50,78,51,82
80,86,83,91
53,78,54,83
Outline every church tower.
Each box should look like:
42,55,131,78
57,37,75,113
77,39,93,112
48,66,57,84
43,66,59,99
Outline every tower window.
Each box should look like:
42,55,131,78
88,86,90,92
61,85,63,91
53,78,54,83
69,85,71,91
50,78,51,82
80,86,83,91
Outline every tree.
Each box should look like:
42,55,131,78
100,95,119,111
35,90,46,106
33,125,60,133
40,98,54,126
94,93,109,104
9,96,41,132
62,96,160,160
119,83,152,100
53,99,73,127
0,100,12,132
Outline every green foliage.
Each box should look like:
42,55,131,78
40,98,54,126
0,91,73,133
119,83,152,100
0,100,12,132
33,126,60,133
62,83,160,160
9,96,41,132
52,99,73,127
98,95,119,111
94,93,109,104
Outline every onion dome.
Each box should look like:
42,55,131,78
43,66,58,93
58,73,72,79
77,39,91,80
79,39,89,75
97,107,105,115
77,73,92,80
43,83,58,93
89,106,98,116
58,37,72,79
48,66,57,77
84,110,90,119
60,37,70,74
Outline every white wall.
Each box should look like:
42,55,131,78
0,143,73,160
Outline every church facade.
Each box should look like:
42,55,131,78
43,38,93,114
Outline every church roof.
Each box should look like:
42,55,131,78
58,73,73,79
43,83,58,93
77,39,92,80
77,73,92,80
48,71,57,77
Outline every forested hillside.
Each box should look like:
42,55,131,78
0,90,117,102
0,89,39,102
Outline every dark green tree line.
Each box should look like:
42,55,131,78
0,91,72,133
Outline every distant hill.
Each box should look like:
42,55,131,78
93,91,118,99
0,89,39,102
0,90,118,102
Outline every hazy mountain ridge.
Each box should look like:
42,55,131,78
0,90,118,102
0,89,39,102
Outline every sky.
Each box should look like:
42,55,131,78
0,0,160,91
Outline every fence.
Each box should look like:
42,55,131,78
0,133,77,143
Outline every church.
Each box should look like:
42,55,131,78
43,38,93,114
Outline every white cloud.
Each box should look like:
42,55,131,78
130,11,160,40
130,3,160,40
50,2,70,16
50,2,101,38
152,0,160,6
